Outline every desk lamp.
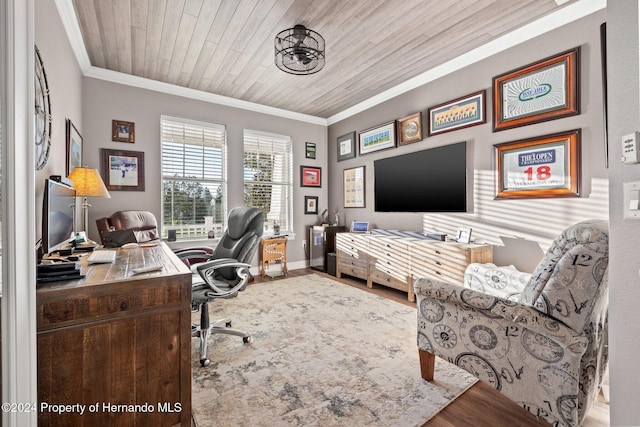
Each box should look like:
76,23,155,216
68,167,111,233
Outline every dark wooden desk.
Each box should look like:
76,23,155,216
36,243,192,426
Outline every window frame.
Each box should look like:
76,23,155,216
243,129,293,235
160,115,227,240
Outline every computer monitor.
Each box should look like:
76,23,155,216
350,221,369,233
42,178,76,254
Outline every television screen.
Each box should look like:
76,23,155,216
374,142,467,212
42,179,76,254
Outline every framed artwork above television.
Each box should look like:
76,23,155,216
493,48,580,131
359,121,396,155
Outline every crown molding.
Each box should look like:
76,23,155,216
326,0,606,125
55,0,91,73
83,66,328,126
56,0,605,128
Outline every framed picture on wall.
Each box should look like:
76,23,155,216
343,166,365,208
427,90,486,136
300,165,321,187
101,149,145,191
337,131,356,162
305,142,316,159
304,196,319,214
494,129,581,199
112,120,135,143
358,121,396,155
397,112,422,145
65,119,82,176
493,48,580,131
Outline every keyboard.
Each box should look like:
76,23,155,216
87,250,117,264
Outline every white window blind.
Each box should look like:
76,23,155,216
243,129,293,233
161,116,226,239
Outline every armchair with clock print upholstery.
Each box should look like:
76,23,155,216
413,220,609,427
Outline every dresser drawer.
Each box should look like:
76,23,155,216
337,255,367,269
337,262,368,280
368,268,410,292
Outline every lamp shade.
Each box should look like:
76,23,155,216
68,167,111,198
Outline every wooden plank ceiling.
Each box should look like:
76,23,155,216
72,0,578,119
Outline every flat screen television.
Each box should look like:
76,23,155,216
42,178,76,254
374,142,467,212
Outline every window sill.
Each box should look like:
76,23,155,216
263,232,296,240
164,237,219,251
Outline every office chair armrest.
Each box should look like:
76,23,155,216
195,258,252,297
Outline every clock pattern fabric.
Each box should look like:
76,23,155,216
414,220,608,427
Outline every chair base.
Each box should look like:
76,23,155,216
192,302,251,367
419,349,435,381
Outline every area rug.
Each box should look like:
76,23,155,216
191,274,477,426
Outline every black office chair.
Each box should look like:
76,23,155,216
182,206,264,367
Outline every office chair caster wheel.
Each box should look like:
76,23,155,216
226,322,232,328
243,336,252,344
200,358,210,367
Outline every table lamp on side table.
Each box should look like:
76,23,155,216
68,167,111,234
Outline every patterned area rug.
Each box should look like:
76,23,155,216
191,274,477,426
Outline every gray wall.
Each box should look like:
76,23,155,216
81,78,327,264
607,2,640,425
34,0,84,242
328,10,608,273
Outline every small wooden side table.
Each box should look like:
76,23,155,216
260,236,288,278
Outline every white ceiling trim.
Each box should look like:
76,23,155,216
55,0,91,73
326,0,606,125
83,66,328,125
56,0,605,128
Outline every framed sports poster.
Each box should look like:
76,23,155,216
495,130,581,199
493,48,580,131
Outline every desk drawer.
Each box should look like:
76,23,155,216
37,282,184,329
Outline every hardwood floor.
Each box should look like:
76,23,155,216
252,268,610,427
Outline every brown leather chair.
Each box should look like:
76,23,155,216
96,210,160,245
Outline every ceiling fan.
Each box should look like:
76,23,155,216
275,24,325,75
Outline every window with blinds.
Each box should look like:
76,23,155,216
243,130,293,233
161,116,226,239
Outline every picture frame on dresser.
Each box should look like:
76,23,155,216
493,47,580,131
456,227,472,244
